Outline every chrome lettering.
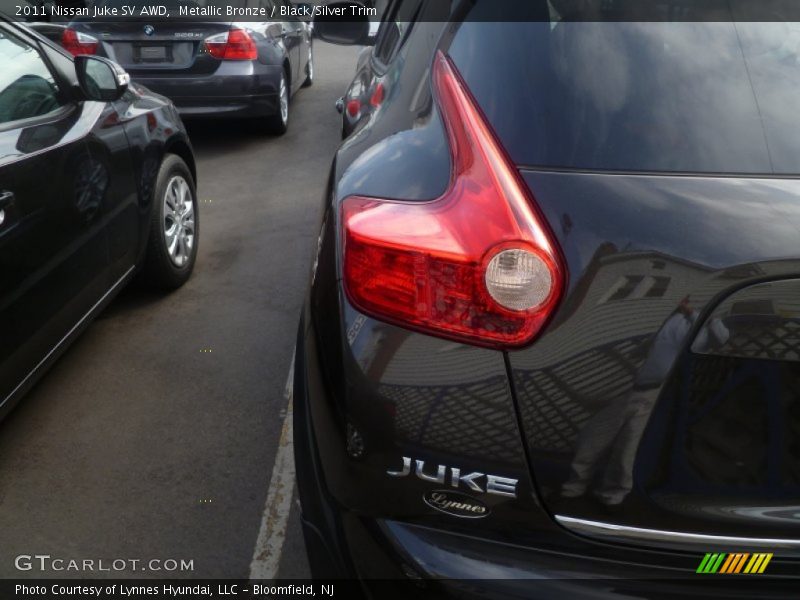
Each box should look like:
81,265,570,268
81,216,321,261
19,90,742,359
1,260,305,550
486,475,518,498
449,468,485,493
415,460,446,484
386,456,411,477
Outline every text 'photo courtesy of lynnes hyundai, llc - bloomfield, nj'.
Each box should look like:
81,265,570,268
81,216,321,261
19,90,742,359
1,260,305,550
2,0,800,599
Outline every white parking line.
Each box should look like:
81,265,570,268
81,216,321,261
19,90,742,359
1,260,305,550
249,353,296,579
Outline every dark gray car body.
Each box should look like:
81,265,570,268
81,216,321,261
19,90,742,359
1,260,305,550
295,0,800,596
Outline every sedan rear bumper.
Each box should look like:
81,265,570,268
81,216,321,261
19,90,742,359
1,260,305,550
133,63,283,118
170,95,279,119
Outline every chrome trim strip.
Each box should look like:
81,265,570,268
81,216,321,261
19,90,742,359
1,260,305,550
556,515,800,549
0,266,135,411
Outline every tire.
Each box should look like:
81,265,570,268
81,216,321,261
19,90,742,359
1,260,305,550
264,70,289,135
302,44,314,88
140,154,198,290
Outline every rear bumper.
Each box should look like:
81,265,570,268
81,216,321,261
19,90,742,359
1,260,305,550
133,63,283,118
171,95,279,119
362,519,798,599
293,309,800,597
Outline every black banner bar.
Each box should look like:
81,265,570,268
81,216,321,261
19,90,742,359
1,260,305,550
3,579,800,600
6,0,800,23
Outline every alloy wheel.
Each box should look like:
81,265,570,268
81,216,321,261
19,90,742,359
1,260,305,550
163,175,195,268
280,75,289,125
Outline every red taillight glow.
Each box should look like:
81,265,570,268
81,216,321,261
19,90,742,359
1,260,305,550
61,28,99,56
369,82,385,107
346,99,361,118
205,27,257,61
341,51,566,349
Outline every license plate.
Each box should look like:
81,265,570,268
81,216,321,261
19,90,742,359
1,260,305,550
138,45,167,62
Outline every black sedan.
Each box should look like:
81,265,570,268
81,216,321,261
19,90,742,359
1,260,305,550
296,0,800,596
0,17,198,420
60,1,314,134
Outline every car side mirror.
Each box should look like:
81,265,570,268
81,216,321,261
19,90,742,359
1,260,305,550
75,55,130,102
313,1,374,46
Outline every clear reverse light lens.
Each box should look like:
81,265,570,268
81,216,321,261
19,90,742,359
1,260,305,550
485,249,552,311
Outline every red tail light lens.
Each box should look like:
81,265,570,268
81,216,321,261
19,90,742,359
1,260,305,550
369,82,385,107
346,99,361,118
61,28,99,56
342,51,566,349
205,27,257,61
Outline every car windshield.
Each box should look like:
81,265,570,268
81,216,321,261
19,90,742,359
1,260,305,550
451,3,800,174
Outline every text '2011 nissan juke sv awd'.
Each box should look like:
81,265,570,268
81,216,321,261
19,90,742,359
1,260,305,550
296,0,800,597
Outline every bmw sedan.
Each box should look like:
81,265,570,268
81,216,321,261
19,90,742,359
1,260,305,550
296,0,800,596
59,0,314,134
0,17,198,421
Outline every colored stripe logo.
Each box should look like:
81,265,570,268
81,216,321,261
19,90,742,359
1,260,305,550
696,553,773,574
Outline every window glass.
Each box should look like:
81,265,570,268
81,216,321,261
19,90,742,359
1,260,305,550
373,0,422,65
84,59,117,96
0,30,63,125
374,21,400,64
608,276,644,302
645,276,671,299
450,2,800,174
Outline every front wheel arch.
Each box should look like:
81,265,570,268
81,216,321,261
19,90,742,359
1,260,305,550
164,138,196,187
284,59,292,95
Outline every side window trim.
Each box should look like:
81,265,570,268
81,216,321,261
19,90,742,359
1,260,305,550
372,0,398,48
371,0,424,73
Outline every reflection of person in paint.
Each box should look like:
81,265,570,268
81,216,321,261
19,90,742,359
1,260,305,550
561,296,729,505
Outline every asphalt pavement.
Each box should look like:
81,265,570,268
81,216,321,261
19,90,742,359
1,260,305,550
0,42,361,579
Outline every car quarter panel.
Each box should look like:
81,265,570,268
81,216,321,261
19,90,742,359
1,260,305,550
298,11,563,552
445,10,800,550
510,170,800,546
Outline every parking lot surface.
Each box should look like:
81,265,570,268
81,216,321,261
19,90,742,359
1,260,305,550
0,42,360,579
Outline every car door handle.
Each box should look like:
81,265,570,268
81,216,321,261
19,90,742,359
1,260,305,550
0,190,14,227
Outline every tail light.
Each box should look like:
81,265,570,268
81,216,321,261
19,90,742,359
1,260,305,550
346,99,361,118
204,27,257,61
61,28,99,56
369,82,385,108
342,51,566,349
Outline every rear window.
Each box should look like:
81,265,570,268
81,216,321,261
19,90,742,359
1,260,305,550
449,7,800,174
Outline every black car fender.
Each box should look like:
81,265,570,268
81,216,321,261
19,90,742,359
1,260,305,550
115,89,194,261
